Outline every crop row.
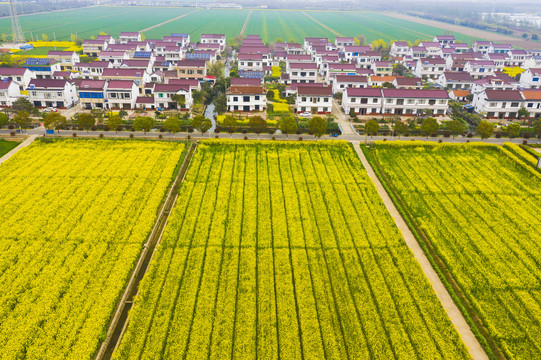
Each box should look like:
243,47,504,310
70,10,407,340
0,139,185,359
371,141,541,359
114,140,469,359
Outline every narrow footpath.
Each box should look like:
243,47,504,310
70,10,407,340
0,135,38,166
301,11,342,37
139,9,200,33
332,99,356,136
352,142,489,360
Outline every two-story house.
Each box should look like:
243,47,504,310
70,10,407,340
23,58,61,79
473,89,523,118
295,86,332,113
101,68,149,90
119,32,141,44
342,88,382,115
106,80,139,110
153,83,193,110
47,51,80,71
332,75,368,94
0,79,21,107
82,39,108,57
200,34,226,50
176,59,207,80
238,53,264,72
28,79,77,108
392,77,423,89
288,62,318,84
436,71,474,90
464,60,497,79
413,57,446,80
521,90,541,118
520,68,541,89
434,35,455,47
98,51,129,67
78,79,107,109
473,41,492,55
75,61,112,79
227,85,266,112
0,67,34,90
381,89,449,116
390,41,410,58
372,61,393,76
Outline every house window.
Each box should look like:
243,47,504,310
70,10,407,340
255,95,260,100
302,97,306,102
528,103,534,108
233,97,238,102
323,98,329,102
372,98,378,103
407,99,415,104
511,102,519,107
158,93,163,98
489,102,497,107
243,96,249,102
385,99,393,104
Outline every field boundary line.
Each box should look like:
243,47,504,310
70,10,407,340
352,142,489,360
239,10,253,36
139,9,201,33
0,135,37,165
95,141,197,360
301,11,342,37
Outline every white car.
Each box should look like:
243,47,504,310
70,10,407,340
43,107,57,113
299,112,312,118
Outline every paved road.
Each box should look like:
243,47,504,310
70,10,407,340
332,99,357,136
353,142,489,360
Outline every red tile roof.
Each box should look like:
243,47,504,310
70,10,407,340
297,86,332,96
382,89,449,99
346,88,382,97
484,90,523,101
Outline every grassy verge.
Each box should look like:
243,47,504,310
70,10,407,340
0,139,20,157
361,144,504,360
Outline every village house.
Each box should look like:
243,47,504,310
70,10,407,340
488,43,513,54
356,51,382,69
381,89,449,116
332,75,369,93
325,63,357,84
47,51,80,71
82,39,108,57
521,90,541,118
0,79,21,107
434,35,455,47
464,60,497,79
154,83,193,110
101,68,149,90
119,32,142,44
238,54,264,72
472,41,492,55
287,62,318,84
176,59,207,80
342,88,383,115
419,42,442,57
369,75,396,87
98,51,129,67
392,77,423,89
449,90,471,102
75,61,112,79
471,75,518,95
372,61,393,76
27,79,77,108
23,58,61,79
163,33,191,47
77,79,107,110
473,89,523,118
0,68,34,90
106,80,139,110
505,49,529,68
226,85,266,112
390,41,410,58
436,71,474,90
200,34,226,50
413,57,446,79
295,86,332,114
520,68,541,89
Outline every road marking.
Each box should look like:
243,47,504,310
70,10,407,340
139,9,200,33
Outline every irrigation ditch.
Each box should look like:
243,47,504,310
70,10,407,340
95,141,198,360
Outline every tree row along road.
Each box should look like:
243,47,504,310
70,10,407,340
139,9,201,33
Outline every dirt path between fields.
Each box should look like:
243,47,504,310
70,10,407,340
353,142,489,360
301,11,342,37
0,135,37,165
239,10,253,37
386,13,541,49
139,9,200,33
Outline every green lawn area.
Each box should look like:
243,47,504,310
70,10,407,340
18,46,67,55
0,139,19,157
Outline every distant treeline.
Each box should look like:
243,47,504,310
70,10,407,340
0,1,92,17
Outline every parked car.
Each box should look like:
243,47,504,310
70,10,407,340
299,111,312,118
43,107,57,113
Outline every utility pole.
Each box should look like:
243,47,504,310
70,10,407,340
9,0,25,43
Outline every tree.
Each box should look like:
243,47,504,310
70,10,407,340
355,35,366,46
118,110,128,119
192,115,212,135
12,97,37,115
107,115,122,133
249,116,267,138
308,116,327,138
517,107,529,119
42,33,48,41
171,94,186,109
506,123,521,139
214,94,227,114
77,113,95,132
394,121,408,138
279,116,297,138
393,63,409,76
14,111,31,131
0,112,9,129
349,108,357,118
163,116,182,134
90,108,104,124
533,119,541,139
133,116,154,133
364,119,380,143
447,119,465,139
421,117,439,138
192,90,204,105
206,61,225,81
222,115,237,136
477,121,495,139
43,113,66,131
267,90,274,99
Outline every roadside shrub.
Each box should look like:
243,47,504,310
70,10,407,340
158,134,163,139
187,135,191,140
438,139,443,143
298,136,303,141
99,133,104,138
244,136,248,140
72,133,77,137
8,124,14,129
215,135,219,138
242,129,247,134
103,125,109,131
129,133,134,138
443,131,450,138
272,136,276,140
467,133,473,138
10,131,15,136
524,133,530,139
430,132,438,137
495,132,502,138
91,125,97,131
523,140,528,145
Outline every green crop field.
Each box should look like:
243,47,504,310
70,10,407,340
367,142,541,359
0,6,486,44
113,140,469,360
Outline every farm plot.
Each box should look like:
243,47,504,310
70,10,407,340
142,9,247,41
244,10,334,44
369,141,541,359
0,139,185,359
0,139,19,157
113,140,469,360
0,6,191,41
305,12,480,43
